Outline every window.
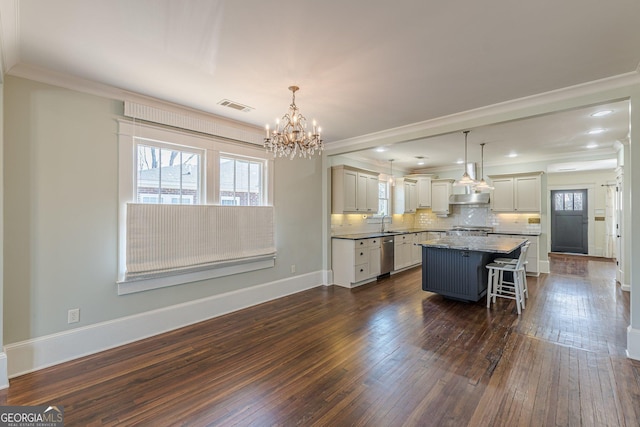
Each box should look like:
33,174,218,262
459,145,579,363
219,155,266,206
136,142,203,204
378,180,390,215
118,118,275,294
554,191,584,211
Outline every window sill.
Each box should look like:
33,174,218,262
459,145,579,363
117,255,276,295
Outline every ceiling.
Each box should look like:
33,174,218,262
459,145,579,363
339,100,629,172
2,0,639,169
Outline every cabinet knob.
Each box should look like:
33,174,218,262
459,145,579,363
360,252,364,256
360,268,364,272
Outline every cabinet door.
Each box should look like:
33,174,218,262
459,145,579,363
411,233,423,265
342,169,358,212
491,178,514,211
356,173,368,212
408,182,417,213
417,177,432,208
431,182,451,214
366,174,379,213
514,176,541,212
403,182,412,213
369,246,381,277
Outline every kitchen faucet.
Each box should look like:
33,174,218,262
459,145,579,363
381,215,390,233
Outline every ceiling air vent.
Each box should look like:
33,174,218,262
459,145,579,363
217,99,253,113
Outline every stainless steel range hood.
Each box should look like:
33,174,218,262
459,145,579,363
449,192,490,205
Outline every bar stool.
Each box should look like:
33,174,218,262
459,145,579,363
485,242,530,314
493,241,530,299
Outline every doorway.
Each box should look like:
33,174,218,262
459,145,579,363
551,189,588,254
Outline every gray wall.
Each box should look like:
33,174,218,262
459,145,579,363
3,76,323,344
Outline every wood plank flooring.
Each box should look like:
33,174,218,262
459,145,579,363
1,254,638,426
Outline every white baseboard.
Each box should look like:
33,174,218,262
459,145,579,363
0,353,8,390
323,269,333,286
5,271,324,378
539,260,550,274
627,325,640,360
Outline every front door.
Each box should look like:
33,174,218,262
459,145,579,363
551,189,588,254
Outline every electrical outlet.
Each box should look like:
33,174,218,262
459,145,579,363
290,264,296,273
68,308,80,324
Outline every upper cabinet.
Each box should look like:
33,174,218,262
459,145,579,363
406,174,434,208
431,179,454,216
489,172,543,212
332,165,380,214
393,178,418,214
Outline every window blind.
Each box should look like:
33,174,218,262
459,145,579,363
126,204,276,280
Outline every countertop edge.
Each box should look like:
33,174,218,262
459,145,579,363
489,231,541,236
417,237,527,254
332,229,445,240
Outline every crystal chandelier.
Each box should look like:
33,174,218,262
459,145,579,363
264,86,323,159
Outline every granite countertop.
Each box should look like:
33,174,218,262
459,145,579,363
417,236,527,254
332,228,439,240
489,231,542,236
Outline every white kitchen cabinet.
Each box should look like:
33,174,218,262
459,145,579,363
393,178,418,214
332,237,382,287
394,233,414,270
406,174,435,208
488,172,542,212
332,165,380,214
411,232,427,265
514,175,541,212
431,179,454,216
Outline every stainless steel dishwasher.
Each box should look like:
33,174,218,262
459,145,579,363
380,236,395,276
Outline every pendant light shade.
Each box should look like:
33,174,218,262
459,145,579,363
454,131,478,187
475,142,494,190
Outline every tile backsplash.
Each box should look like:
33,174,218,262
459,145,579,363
332,206,541,235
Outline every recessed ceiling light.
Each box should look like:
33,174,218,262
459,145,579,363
586,143,598,149
456,160,464,164
417,161,425,166
588,128,606,135
506,153,518,158
375,147,387,152
591,110,613,117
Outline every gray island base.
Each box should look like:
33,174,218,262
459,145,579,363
417,236,527,302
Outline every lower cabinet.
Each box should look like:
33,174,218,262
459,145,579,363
394,234,413,270
332,237,382,287
333,232,430,287
411,232,427,265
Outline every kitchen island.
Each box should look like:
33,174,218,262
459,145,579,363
417,236,527,302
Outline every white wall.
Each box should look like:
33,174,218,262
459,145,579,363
547,170,616,256
0,80,8,388
3,76,324,375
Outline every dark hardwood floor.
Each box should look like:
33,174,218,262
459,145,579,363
2,254,638,426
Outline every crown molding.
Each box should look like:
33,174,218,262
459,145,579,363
7,62,264,137
325,70,640,155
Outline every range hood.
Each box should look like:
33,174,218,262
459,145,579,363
449,193,490,205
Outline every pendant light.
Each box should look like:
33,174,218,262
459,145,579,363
454,130,478,186
475,142,494,190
